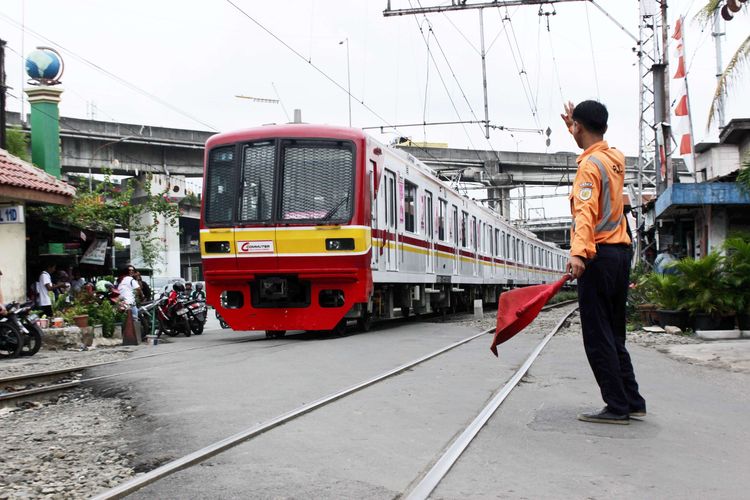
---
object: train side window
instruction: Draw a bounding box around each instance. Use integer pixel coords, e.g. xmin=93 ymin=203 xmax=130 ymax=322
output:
xmin=205 ymin=146 xmax=236 ymax=224
xmin=461 ymin=211 xmax=468 ymax=248
xmin=488 ymin=225 xmax=493 ymax=256
xmin=471 ymin=217 xmax=477 ymax=251
xmin=495 ymin=229 xmax=500 ymax=257
xmin=438 ymin=199 xmax=447 ymax=241
xmin=404 ymin=181 xmax=417 ymax=233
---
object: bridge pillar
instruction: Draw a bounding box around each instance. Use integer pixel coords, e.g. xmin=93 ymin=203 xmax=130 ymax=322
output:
xmin=483 ymin=160 xmax=512 ymax=219
xmin=129 ymin=173 xmax=185 ymax=277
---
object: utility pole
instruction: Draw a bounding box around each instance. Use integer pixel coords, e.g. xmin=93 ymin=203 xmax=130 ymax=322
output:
xmin=712 ymin=11 xmax=726 ymax=129
xmin=0 ymin=39 xmax=6 ymax=150
xmin=479 ymin=10 xmax=490 ymax=139
xmin=661 ymin=0 xmax=673 ymax=189
xmin=339 ymin=38 xmax=352 ymax=127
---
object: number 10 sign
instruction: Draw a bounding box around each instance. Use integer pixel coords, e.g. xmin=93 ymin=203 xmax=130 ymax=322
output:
xmin=0 ymin=205 xmax=25 ymax=224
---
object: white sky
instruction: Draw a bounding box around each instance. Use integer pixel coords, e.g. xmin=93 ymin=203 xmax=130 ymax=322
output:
xmin=1 ymin=0 xmax=748 ymax=218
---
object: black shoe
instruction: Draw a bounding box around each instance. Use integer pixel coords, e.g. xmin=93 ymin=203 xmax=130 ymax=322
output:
xmin=629 ymin=408 xmax=647 ymax=418
xmin=577 ymin=408 xmax=630 ymax=425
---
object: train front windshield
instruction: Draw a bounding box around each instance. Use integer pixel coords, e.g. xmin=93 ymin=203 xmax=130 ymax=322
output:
xmin=204 ymin=139 xmax=356 ymax=225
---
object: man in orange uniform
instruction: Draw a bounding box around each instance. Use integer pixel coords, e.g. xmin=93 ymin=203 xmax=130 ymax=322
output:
xmin=561 ymin=100 xmax=646 ymax=425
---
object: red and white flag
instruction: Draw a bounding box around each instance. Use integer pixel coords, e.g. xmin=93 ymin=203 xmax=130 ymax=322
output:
xmin=671 ymin=16 xmax=694 ymax=170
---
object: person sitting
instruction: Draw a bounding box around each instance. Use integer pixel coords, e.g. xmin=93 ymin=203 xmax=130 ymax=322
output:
xmin=653 ymin=245 xmax=677 ymax=275
xmin=192 ymin=282 xmax=206 ymax=301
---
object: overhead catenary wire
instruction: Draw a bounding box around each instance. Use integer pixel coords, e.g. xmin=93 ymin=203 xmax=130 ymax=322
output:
xmin=584 ymin=1 xmax=601 ymax=100
xmin=223 ymin=0 xmax=449 ymax=168
xmin=499 ymin=8 xmax=542 ymax=131
xmin=406 ymin=4 xmax=482 ymax=178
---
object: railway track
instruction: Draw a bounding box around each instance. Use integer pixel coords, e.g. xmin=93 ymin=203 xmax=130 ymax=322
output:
xmin=90 ymin=303 xmax=578 ymax=500
xmin=0 ymin=299 xmax=576 ymax=411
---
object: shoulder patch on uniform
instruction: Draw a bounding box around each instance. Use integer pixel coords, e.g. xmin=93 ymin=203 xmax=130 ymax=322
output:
xmin=578 ymin=187 xmax=593 ymax=201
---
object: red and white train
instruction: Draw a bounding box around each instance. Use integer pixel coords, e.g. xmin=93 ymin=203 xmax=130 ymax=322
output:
xmin=200 ymin=124 xmax=567 ymax=334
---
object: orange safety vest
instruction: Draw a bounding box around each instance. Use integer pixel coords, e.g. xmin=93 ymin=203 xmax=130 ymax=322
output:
xmin=569 ymin=140 xmax=631 ymax=260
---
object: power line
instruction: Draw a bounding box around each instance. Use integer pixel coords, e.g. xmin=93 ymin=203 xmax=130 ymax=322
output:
xmin=407 ymin=4 xmax=481 ymax=158
xmin=0 ymin=12 xmax=218 ymax=131
xmin=584 ymin=1 xmax=601 ymax=100
xmin=223 ymin=0 xmax=449 ymax=167
xmin=499 ymin=9 xmax=542 ymax=131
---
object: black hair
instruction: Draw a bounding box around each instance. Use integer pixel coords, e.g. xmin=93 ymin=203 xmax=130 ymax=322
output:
xmin=572 ymin=100 xmax=608 ymax=135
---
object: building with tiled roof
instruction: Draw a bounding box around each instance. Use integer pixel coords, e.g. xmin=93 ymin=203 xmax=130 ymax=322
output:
xmin=0 ymin=149 xmax=75 ymax=204
xmin=0 ymin=149 xmax=75 ymax=302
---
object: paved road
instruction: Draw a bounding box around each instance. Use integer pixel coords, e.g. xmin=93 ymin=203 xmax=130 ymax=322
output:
xmin=90 ymin=311 xmax=750 ymax=499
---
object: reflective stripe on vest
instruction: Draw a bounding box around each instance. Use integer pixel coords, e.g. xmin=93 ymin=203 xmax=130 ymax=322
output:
xmin=588 ymin=155 xmax=623 ymax=233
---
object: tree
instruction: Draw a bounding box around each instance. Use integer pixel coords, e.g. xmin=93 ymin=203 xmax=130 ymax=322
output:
xmin=31 ymin=171 xmax=182 ymax=270
xmin=5 ymin=127 xmax=30 ymax=162
xmin=696 ymin=2 xmax=750 ymax=128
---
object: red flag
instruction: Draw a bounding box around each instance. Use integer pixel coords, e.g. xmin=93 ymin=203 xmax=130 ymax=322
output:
xmin=673 ymin=56 xmax=686 ymax=79
xmin=675 ymin=95 xmax=688 ymax=116
xmin=490 ymin=274 xmax=570 ymax=356
xmin=672 ymin=17 xmax=682 ymax=40
xmin=679 ymin=134 xmax=692 ymax=155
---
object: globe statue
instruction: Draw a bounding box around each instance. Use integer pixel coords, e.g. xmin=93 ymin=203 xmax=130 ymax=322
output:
xmin=26 ymin=47 xmax=64 ymax=84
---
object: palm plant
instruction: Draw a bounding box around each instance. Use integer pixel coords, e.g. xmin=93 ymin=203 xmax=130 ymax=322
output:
xmin=723 ymin=235 xmax=750 ymax=313
xmin=696 ymin=2 xmax=750 ymax=128
xmin=671 ymin=253 xmax=733 ymax=316
xmin=650 ymin=273 xmax=685 ymax=311
xmin=737 ymin=153 xmax=750 ymax=193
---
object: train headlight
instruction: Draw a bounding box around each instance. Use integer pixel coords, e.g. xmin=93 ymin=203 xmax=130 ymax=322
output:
xmin=326 ymin=238 xmax=354 ymax=251
xmin=205 ymin=241 xmax=231 ymax=253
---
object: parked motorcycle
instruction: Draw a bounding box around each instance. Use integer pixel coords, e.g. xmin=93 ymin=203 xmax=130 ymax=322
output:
xmin=185 ymin=299 xmax=207 ymax=335
xmin=215 ymin=310 xmax=230 ymax=329
xmin=155 ymin=284 xmax=191 ymax=337
xmin=4 ymin=302 xmax=43 ymax=356
xmin=137 ymin=299 xmax=161 ymax=340
xmin=0 ymin=313 xmax=23 ymax=358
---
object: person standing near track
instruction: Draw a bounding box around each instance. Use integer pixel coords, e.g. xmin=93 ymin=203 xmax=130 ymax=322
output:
xmin=561 ymin=100 xmax=646 ymax=425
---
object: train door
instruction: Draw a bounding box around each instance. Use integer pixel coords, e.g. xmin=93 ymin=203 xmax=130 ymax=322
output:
xmin=452 ymin=206 xmax=459 ymax=275
xmin=425 ymin=191 xmax=434 ymax=274
xmin=385 ymin=170 xmax=398 ymax=272
xmin=370 ymin=161 xmax=378 ymax=270
xmin=472 ymin=216 xmax=479 ymax=276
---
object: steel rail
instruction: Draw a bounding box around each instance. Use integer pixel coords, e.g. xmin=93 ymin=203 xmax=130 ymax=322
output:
xmin=404 ymin=305 xmax=578 ymax=500
xmin=92 ymin=304 xmax=575 ymax=499
xmin=91 ymin=328 xmax=495 ymax=500
xmin=0 ymin=335 xmax=262 ymax=388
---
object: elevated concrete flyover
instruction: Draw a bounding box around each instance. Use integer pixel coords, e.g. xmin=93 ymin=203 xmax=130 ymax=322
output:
xmin=399 ymin=145 xmax=654 ymax=187
xmin=7 ymin=112 xmax=214 ymax=177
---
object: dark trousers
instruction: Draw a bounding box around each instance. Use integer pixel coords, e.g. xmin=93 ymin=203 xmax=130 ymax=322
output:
xmin=577 ymin=244 xmax=646 ymax=415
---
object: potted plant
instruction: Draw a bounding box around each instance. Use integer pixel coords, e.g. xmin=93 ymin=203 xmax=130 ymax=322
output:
xmin=724 ymin=236 xmax=750 ymax=330
xmin=672 ymin=253 xmax=734 ymax=330
xmin=62 ymin=303 xmax=90 ymax=329
xmin=651 ymin=273 xmax=689 ymax=329
xmin=630 ymin=272 xmax=660 ymax=326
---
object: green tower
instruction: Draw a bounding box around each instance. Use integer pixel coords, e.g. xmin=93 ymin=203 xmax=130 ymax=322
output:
xmin=25 ymin=86 xmax=64 ymax=178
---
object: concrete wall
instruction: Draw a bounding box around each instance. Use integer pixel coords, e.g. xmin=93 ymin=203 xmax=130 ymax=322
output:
xmin=708 ymin=207 xmax=728 ymax=254
xmin=0 ymin=199 xmax=27 ymax=302
xmin=699 ymin=145 xmax=741 ymax=180
xmin=129 ymin=174 xmax=183 ymax=277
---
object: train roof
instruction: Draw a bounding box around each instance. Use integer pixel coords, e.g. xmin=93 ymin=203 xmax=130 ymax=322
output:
xmin=206 ymin=123 xmax=367 ymax=149
xmin=205 ymin=123 xmax=561 ymax=250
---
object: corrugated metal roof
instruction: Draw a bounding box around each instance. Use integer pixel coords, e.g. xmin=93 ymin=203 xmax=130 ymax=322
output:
xmin=0 ymin=149 xmax=76 ymax=198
